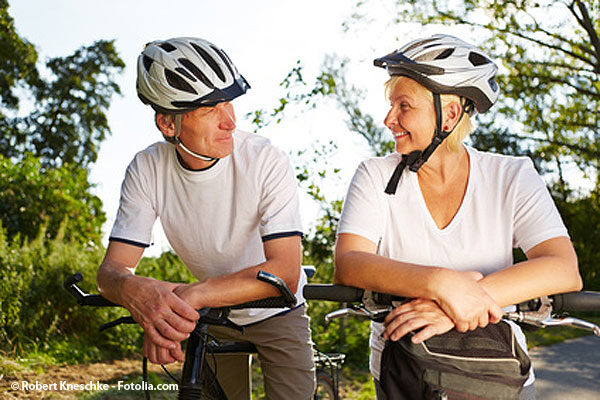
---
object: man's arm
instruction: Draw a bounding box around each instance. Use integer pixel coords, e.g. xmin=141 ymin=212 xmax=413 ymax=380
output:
xmin=174 ymin=235 xmax=302 ymax=310
xmin=97 ymin=241 xmax=199 ymax=352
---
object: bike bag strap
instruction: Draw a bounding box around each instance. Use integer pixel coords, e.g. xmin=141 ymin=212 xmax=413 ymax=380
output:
xmin=380 ymin=321 xmax=531 ymax=400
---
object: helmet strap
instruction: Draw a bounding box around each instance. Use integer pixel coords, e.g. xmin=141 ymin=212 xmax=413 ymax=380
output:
xmin=385 ymin=93 xmax=466 ymax=195
xmin=165 ymin=114 xmax=217 ymax=162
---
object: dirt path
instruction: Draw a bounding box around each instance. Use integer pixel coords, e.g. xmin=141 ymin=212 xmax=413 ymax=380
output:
xmin=1 ymin=358 xmax=178 ymax=399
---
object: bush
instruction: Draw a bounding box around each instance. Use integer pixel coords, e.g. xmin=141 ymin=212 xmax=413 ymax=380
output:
xmin=0 ymin=222 xmax=141 ymax=362
xmin=0 ymin=224 xmax=197 ymax=364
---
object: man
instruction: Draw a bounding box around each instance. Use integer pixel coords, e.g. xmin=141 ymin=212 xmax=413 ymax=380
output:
xmin=97 ymin=37 xmax=315 ymax=399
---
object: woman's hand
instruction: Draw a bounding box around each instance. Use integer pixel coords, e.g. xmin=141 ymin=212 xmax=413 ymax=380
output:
xmin=432 ymin=270 xmax=502 ymax=332
xmin=383 ymin=298 xmax=454 ymax=343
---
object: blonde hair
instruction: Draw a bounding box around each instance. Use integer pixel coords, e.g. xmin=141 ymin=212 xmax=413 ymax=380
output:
xmin=385 ymin=76 xmax=475 ymax=152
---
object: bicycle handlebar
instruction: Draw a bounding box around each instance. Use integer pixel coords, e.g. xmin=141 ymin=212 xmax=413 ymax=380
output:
xmin=64 ymin=271 xmax=297 ymax=311
xmin=551 ymin=291 xmax=600 ymax=312
xmin=302 ymin=284 xmax=365 ymax=303
xmin=303 ymin=284 xmax=600 ymax=313
xmin=63 ymin=272 xmax=118 ymax=307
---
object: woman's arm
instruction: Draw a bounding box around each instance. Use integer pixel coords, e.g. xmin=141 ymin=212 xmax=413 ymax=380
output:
xmin=380 ymin=236 xmax=581 ymax=343
xmin=479 ymin=236 xmax=582 ymax=307
xmin=334 ymin=233 xmax=502 ymax=332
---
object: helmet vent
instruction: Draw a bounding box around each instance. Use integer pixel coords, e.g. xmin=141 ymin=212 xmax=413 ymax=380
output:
xmin=164 ymin=69 xmax=197 ymax=95
xmin=211 ymin=46 xmax=236 ymax=78
xmin=434 ymin=48 xmax=454 ymax=60
xmin=488 ymin=77 xmax=498 ymax=92
xmin=159 ymin=42 xmax=177 ymax=52
xmin=404 ymin=38 xmax=438 ymax=53
xmin=179 ymin=58 xmax=215 ymax=89
xmin=190 ymin=43 xmax=226 ymax=82
xmin=142 ymin=55 xmax=154 ymax=72
xmin=175 ymin=66 xmax=197 ymax=82
xmin=468 ymin=52 xmax=491 ymax=66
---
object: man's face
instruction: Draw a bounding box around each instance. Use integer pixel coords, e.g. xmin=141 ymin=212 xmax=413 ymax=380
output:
xmin=178 ymin=101 xmax=236 ymax=159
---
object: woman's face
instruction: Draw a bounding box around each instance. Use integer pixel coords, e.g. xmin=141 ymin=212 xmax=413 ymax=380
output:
xmin=384 ymin=77 xmax=436 ymax=154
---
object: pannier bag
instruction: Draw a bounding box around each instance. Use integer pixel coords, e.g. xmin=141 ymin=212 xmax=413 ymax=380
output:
xmin=380 ymin=321 xmax=531 ymax=400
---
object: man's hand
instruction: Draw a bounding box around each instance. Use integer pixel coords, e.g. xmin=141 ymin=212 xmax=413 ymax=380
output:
xmin=121 ymin=275 xmax=199 ymax=350
xmin=143 ymin=332 xmax=186 ymax=365
xmin=432 ymin=270 xmax=502 ymax=332
xmin=384 ymin=298 xmax=454 ymax=343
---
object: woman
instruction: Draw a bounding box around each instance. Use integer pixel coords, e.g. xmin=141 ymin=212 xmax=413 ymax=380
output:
xmin=334 ymin=34 xmax=582 ymax=399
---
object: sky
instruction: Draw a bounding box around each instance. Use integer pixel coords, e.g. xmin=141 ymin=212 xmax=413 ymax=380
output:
xmin=7 ymin=0 xmax=478 ymax=256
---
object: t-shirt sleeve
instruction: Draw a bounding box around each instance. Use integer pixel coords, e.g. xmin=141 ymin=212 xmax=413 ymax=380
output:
xmin=513 ymin=158 xmax=569 ymax=253
xmin=109 ymin=156 xmax=157 ymax=247
xmin=337 ymin=161 xmax=385 ymax=245
xmin=257 ymin=149 xmax=303 ymax=241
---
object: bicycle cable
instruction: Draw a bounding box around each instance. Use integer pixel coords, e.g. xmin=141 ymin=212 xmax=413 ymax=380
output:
xmin=142 ymin=357 xmax=150 ymax=400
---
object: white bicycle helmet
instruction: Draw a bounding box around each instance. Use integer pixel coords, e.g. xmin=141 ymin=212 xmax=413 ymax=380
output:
xmin=375 ymin=34 xmax=500 ymax=195
xmin=137 ymin=37 xmax=250 ymax=114
xmin=374 ymin=34 xmax=498 ymax=114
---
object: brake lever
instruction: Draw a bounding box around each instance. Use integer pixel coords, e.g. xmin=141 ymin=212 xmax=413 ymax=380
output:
xmin=324 ymin=305 xmax=389 ymax=323
xmin=505 ymin=296 xmax=600 ymax=336
xmin=538 ymin=316 xmax=600 ymax=336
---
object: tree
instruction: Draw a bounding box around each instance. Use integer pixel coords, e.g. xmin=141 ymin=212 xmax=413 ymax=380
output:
xmin=0 ymin=0 xmax=125 ymax=168
xmin=0 ymin=153 xmax=105 ymax=244
xmin=348 ymin=0 xmax=600 ymax=193
xmin=0 ymin=2 xmax=124 ymax=243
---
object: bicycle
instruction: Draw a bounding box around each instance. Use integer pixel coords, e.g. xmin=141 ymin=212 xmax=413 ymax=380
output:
xmin=302 ymin=284 xmax=600 ymax=398
xmin=64 ymin=270 xmax=343 ymax=399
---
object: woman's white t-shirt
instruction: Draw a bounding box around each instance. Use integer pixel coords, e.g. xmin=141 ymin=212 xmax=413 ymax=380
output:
xmin=110 ymin=130 xmax=306 ymax=325
xmin=337 ymin=145 xmax=568 ymax=382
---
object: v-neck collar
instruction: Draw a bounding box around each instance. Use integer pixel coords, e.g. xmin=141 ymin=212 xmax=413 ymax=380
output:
xmin=410 ymin=146 xmax=474 ymax=234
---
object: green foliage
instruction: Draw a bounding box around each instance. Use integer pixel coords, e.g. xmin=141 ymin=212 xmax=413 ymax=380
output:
xmin=0 ymin=0 xmax=38 ymax=110
xmin=0 ymin=222 xmax=138 ymax=363
xmin=0 ymin=153 xmax=105 ymax=244
xmin=0 ymin=3 xmax=122 ymax=245
xmin=248 ymin=56 xmax=394 ymax=156
xmin=137 ymin=250 xmax=196 ymax=283
xmin=555 ymin=189 xmax=600 ymax=290
xmin=0 ymin=222 xmax=194 ymax=367
xmin=0 ymin=1 xmax=125 ymax=168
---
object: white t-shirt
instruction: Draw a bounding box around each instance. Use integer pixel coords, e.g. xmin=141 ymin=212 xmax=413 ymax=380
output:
xmin=338 ymin=145 xmax=568 ymax=382
xmin=110 ymin=130 xmax=306 ymax=325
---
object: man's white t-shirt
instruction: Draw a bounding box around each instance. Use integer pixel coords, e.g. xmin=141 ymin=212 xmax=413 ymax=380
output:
xmin=338 ymin=145 xmax=568 ymax=383
xmin=110 ymin=130 xmax=306 ymax=325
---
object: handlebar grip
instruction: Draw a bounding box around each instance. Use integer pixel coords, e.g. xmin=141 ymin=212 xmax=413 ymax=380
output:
xmin=83 ymin=294 xmax=119 ymax=307
xmin=552 ymin=291 xmax=600 ymax=312
xmin=64 ymin=272 xmax=118 ymax=307
xmin=303 ymin=284 xmax=364 ymax=303
xmin=230 ymin=296 xmax=295 ymax=310
xmin=256 ymin=271 xmax=296 ymax=306
xmin=63 ymin=272 xmax=84 ymax=289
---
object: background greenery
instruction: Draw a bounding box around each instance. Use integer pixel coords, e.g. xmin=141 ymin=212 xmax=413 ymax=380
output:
xmin=0 ymin=1 xmax=598 ymax=397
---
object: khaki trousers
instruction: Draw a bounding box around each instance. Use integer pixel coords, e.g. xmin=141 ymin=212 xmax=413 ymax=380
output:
xmin=207 ymin=304 xmax=315 ymax=400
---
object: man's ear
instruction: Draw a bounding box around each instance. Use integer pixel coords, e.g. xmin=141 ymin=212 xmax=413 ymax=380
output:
xmin=156 ymin=113 xmax=175 ymax=137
